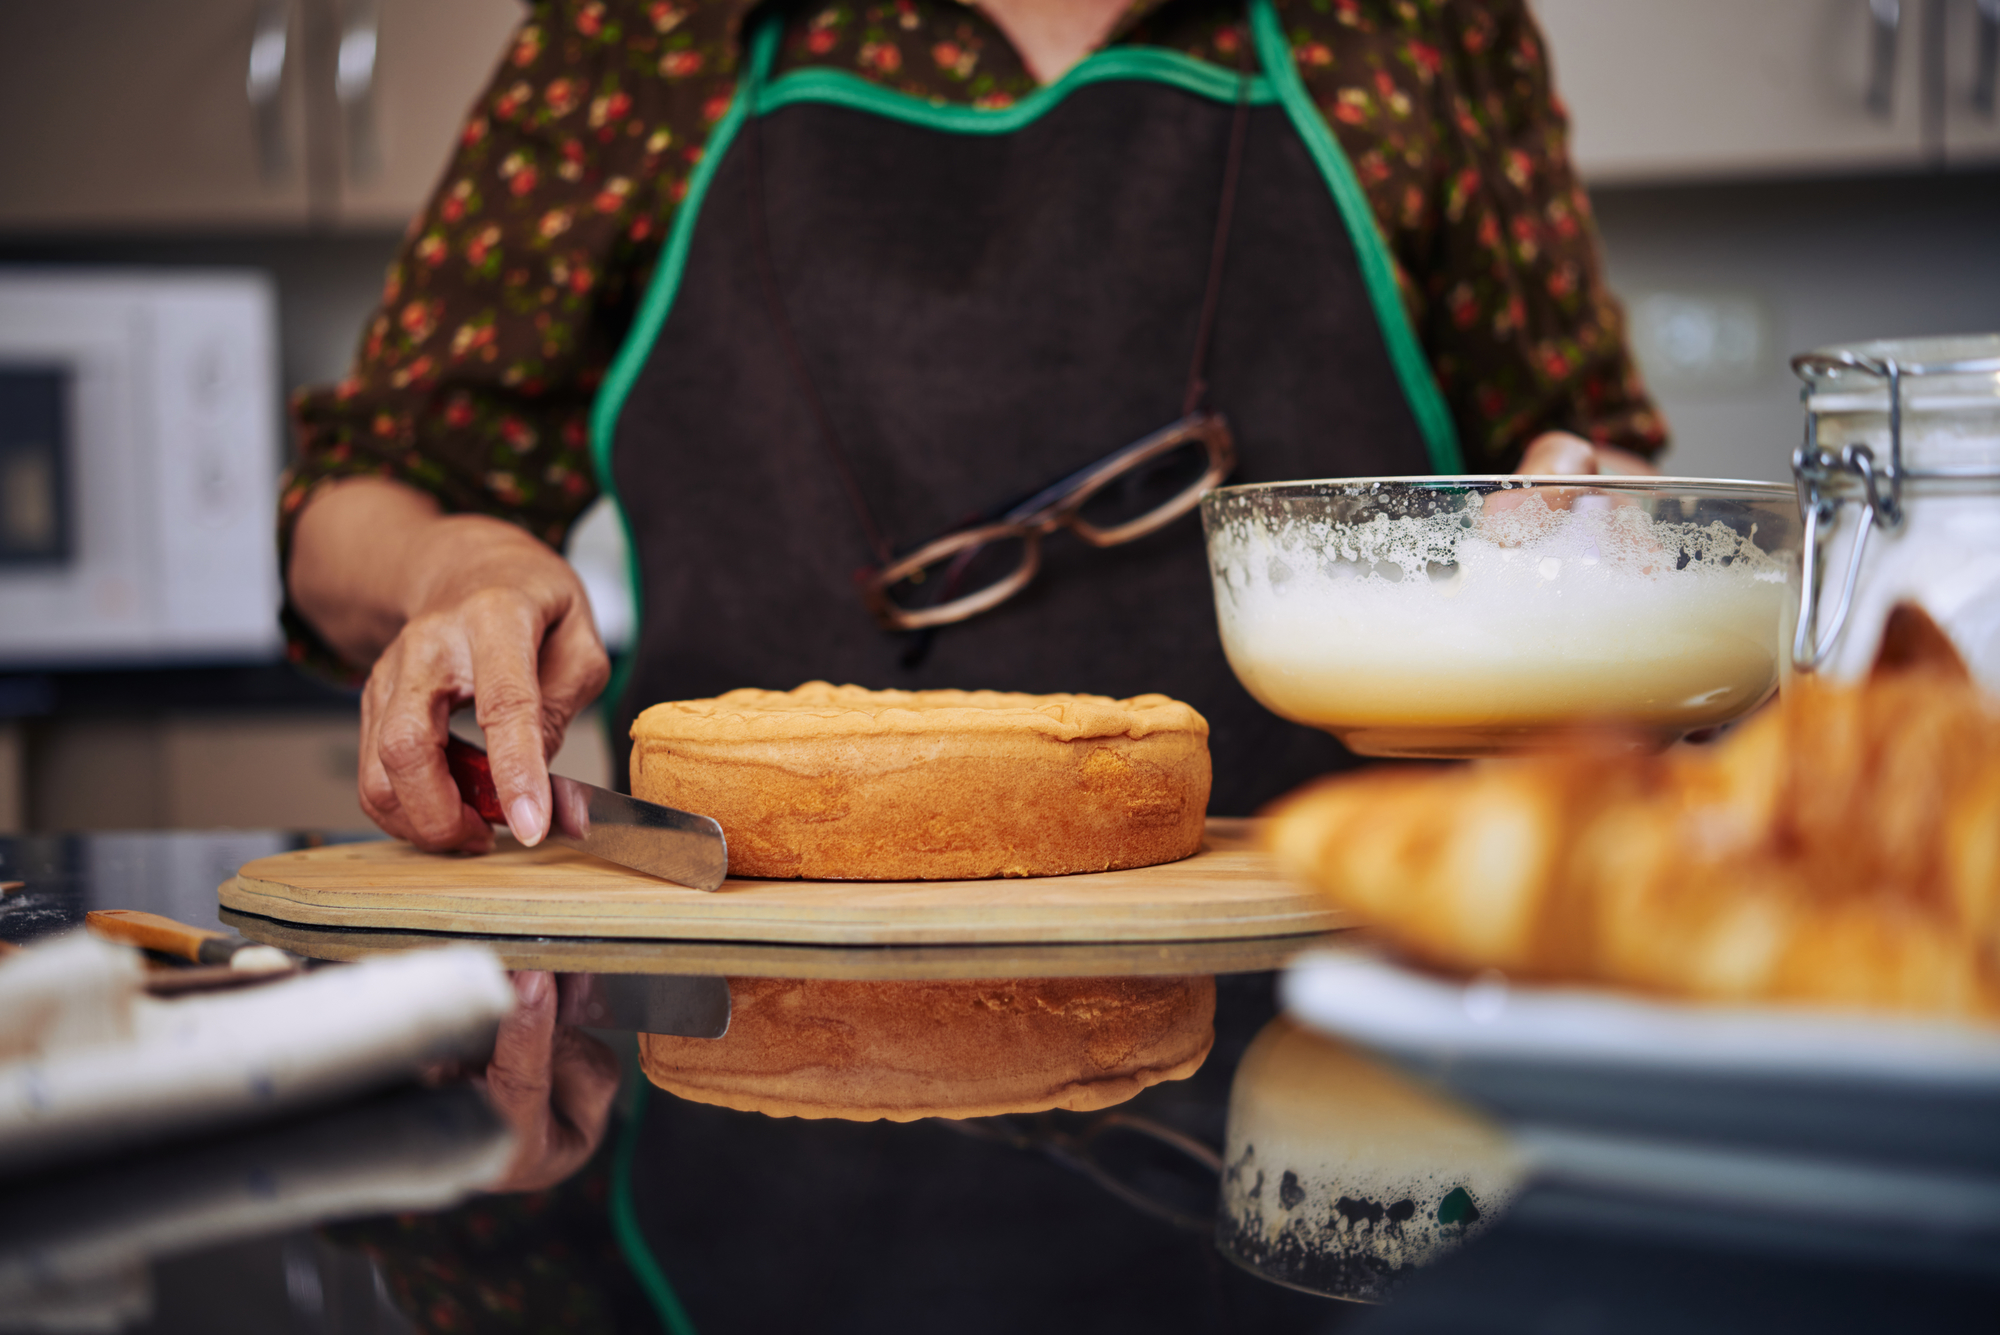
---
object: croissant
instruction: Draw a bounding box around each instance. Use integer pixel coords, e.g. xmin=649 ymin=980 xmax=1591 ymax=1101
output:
xmin=1266 ymin=606 xmax=2000 ymax=1019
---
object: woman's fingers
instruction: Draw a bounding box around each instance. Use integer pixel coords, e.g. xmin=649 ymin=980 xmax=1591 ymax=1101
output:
xmin=481 ymin=970 xmax=620 ymax=1194
xmin=357 ymin=587 xmax=599 ymax=852
xmin=475 ymin=593 xmax=610 ymax=849
xmin=1517 ymin=431 xmax=1601 ymax=476
xmin=461 ymin=590 xmax=557 ymax=847
xmin=548 ymin=1022 xmax=620 ymax=1158
xmin=357 ymin=641 xmax=494 ymax=851
xmin=484 ymin=970 xmax=560 ymax=1188
xmin=372 ymin=626 xmax=497 ymax=850
xmin=538 ymin=604 xmax=612 ymax=758
xmin=340 ymin=513 xmax=607 ymax=851
xmin=1516 ymin=432 xmax=1661 ymax=478
xmin=1591 ymin=442 xmax=1662 ymax=477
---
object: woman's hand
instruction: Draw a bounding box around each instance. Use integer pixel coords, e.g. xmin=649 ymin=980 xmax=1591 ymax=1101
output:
xmin=477 ymin=971 xmax=622 ymax=1194
xmin=290 ymin=477 xmax=610 ymax=851
xmin=1516 ymin=431 xmax=1660 ymax=477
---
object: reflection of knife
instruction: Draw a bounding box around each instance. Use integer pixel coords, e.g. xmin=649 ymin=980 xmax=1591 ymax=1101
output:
xmin=443 ymin=736 xmax=729 ymax=892
xmin=556 ymin=973 xmax=730 ymax=1038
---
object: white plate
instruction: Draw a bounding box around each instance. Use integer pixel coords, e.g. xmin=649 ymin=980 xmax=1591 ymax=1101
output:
xmin=1281 ymin=950 xmax=2000 ymax=1260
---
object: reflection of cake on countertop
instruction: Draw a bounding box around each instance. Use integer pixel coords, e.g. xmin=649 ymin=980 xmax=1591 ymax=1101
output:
xmin=630 ymin=682 xmax=1210 ymax=880
xmin=640 ymin=976 xmax=1215 ymax=1121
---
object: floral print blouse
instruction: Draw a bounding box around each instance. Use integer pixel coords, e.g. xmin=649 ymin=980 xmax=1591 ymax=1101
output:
xmin=282 ymin=0 xmax=1665 ymax=671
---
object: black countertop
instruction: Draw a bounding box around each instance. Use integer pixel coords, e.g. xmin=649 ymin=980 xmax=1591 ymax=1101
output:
xmin=2 ymin=832 xmax=1994 ymax=1335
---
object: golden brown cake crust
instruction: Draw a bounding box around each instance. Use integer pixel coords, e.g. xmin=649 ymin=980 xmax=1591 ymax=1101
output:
xmin=639 ymin=975 xmax=1216 ymax=1121
xmin=630 ymin=682 xmax=1211 ymax=880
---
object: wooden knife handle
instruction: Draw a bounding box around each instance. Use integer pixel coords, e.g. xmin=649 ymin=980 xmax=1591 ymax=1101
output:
xmin=86 ymin=909 xmax=230 ymax=964
xmin=443 ymin=734 xmax=507 ymax=824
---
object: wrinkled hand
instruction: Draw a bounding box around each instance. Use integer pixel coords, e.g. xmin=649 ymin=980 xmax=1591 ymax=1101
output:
xmin=1485 ymin=432 xmax=1664 ymax=526
xmin=1515 ymin=431 xmax=1660 ymax=477
xmin=475 ymin=971 xmax=621 ymax=1194
xmin=358 ymin=514 xmax=609 ymax=853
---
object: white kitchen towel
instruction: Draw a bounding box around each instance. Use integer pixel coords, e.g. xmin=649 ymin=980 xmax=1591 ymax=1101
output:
xmin=0 ymin=932 xmax=144 ymax=1063
xmin=0 ymin=1085 xmax=513 ymax=1321
xmin=0 ymin=935 xmax=514 ymax=1174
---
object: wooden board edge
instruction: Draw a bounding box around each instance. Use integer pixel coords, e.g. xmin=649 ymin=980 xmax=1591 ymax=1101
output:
xmin=220 ymin=875 xmax=1349 ymax=945
xmin=231 ymin=822 xmax=1276 ymax=908
xmin=220 ymin=908 xmax=1350 ymax=980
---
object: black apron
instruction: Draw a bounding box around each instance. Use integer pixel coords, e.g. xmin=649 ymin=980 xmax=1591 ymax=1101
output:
xmin=591 ymin=0 xmax=1461 ymax=815
xmin=576 ymin=7 xmax=1465 ymax=1327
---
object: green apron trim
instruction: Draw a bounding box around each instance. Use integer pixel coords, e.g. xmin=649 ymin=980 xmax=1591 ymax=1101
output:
xmin=1246 ymin=0 xmax=1462 ymax=473
xmin=589 ymin=2 xmax=1465 ymax=717
xmin=756 ymin=46 xmax=1276 ymax=130
xmin=589 ymin=18 xmax=781 ymax=720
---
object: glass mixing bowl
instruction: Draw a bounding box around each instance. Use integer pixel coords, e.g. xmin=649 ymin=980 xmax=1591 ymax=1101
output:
xmin=1201 ymin=476 xmax=1803 ymax=758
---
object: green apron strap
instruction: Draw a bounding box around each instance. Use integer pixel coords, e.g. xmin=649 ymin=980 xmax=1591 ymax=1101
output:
xmin=592 ymin=4 xmax=1463 ymax=720
xmin=1247 ymin=0 xmax=1464 ymax=473
xmin=754 ymin=46 xmax=1276 ymax=129
xmin=590 ymin=17 xmax=780 ymax=720
xmin=593 ymin=18 xmax=777 ymax=480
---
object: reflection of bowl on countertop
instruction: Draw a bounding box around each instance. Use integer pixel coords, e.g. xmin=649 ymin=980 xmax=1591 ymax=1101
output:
xmin=1281 ymin=950 xmax=2000 ymax=1270
xmin=1217 ymin=1015 xmax=1524 ymax=1302
xmin=1201 ymin=476 xmax=1802 ymax=757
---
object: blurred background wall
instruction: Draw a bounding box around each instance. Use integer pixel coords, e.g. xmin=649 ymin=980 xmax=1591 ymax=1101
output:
xmin=0 ymin=0 xmax=1995 ymax=831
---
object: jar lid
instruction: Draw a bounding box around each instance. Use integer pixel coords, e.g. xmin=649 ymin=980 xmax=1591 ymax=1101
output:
xmin=1795 ymin=333 xmax=2000 ymax=413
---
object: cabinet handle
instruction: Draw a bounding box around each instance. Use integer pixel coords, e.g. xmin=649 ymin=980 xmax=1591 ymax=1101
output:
xmin=338 ymin=0 xmax=382 ymax=183
xmin=1977 ymin=0 xmax=1999 ymax=115
xmin=246 ymin=0 xmax=294 ymax=182
xmin=1867 ymin=0 xmax=1902 ymax=118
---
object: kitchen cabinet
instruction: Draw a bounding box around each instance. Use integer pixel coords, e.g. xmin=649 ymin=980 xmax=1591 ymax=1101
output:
xmin=18 ymin=709 xmax=611 ymax=832
xmin=327 ymin=0 xmax=527 ymax=227
xmin=1532 ymin=0 xmax=1923 ymax=182
xmin=1532 ymin=0 xmax=1999 ymax=182
xmin=1939 ymin=0 xmax=2000 ymax=163
xmin=0 ymin=0 xmax=520 ymax=234
xmin=0 ymin=0 xmax=314 ymax=230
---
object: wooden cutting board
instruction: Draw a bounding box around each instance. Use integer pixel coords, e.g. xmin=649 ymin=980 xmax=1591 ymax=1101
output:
xmin=219 ymin=912 xmax=1344 ymax=980
xmin=222 ymin=818 xmax=1345 ymax=948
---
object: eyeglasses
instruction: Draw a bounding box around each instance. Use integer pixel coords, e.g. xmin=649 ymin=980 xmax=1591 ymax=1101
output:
xmin=858 ymin=411 xmax=1237 ymax=631
xmin=942 ymin=1107 xmax=1225 ymax=1234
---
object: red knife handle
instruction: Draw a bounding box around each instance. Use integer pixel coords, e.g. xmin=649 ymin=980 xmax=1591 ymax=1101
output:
xmin=443 ymin=735 xmax=508 ymax=824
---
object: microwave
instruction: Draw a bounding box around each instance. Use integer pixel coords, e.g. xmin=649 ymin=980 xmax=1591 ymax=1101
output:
xmin=0 ymin=270 xmax=282 ymax=666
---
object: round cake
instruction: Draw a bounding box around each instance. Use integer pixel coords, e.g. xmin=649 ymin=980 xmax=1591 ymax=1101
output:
xmin=629 ymin=682 xmax=1211 ymax=880
xmin=639 ymin=975 xmax=1216 ymax=1121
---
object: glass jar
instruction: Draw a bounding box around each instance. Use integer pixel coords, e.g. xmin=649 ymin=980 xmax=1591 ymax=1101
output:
xmin=1791 ymin=333 xmax=2000 ymax=691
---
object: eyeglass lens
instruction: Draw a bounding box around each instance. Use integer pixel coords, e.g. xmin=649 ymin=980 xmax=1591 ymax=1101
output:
xmin=1074 ymin=435 xmax=1218 ymax=532
xmin=877 ymin=531 xmax=1034 ymax=616
xmin=881 ymin=435 xmax=1216 ymax=615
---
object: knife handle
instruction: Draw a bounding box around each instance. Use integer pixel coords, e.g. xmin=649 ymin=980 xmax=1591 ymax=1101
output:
xmin=87 ymin=909 xmax=230 ymax=964
xmin=444 ymin=734 xmax=508 ymax=824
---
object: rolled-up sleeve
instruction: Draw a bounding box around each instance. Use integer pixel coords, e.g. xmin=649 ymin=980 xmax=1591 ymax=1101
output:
xmin=279 ymin=0 xmax=748 ymax=674
xmin=1284 ymin=0 xmax=1666 ymax=468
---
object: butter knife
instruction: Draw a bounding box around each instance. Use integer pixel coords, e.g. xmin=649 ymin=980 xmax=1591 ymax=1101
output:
xmin=443 ymin=736 xmax=729 ymax=891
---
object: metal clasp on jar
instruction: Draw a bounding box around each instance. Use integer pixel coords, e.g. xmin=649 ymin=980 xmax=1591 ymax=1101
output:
xmin=1790 ymin=347 xmax=2000 ymax=671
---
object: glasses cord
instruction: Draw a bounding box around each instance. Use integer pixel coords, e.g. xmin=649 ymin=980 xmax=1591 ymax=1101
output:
xmin=742 ymin=103 xmax=895 ymax=568
xmin=1185 ymin=26 xmax=1254 ymax=418
xmin=745 ymin=17 xmax=1258 ymax=579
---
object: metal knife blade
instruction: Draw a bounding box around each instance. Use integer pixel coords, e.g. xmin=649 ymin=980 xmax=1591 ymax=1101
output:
xmin=556 ymin=972 xmax=731 ymax=1038
xmin=444 ymin=736 xmax=730 ymax=891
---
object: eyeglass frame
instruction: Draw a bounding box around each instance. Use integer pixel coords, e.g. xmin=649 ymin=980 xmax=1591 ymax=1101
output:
xmin=856 ymin=410 xmax=1239 ymax=632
